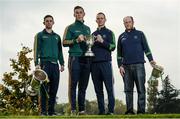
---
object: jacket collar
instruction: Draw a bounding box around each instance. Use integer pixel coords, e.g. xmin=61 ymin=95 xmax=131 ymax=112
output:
xmin=125 ymin=27 xmax=136 ymax=33
xmin=97 ymin=26 xmax=106 ymax=31
xmin=43 ymin=29 xmax=55 ymax=35
xmin=75 ymin=20 xmax=84 ymax=25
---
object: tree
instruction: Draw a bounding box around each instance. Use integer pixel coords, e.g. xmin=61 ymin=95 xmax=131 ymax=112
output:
xmin=155 ymin=75 xmax=180 ymax=113
xmin=147 ymin=79 xmax=159 ymax=113
xmin=0 ymin=46 xmax=38 ymax=115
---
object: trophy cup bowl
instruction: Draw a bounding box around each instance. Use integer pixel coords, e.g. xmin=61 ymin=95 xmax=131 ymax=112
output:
xmin=85 ymin=35 xmax=95 ymax=57
xmin=25 ymin=69 xmax=49 ymax=96
xmin=151 ymin=64 xmax=164 ymax=78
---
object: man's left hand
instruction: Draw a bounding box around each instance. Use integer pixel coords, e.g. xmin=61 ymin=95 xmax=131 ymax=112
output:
xmin=60 ymin=65 xmax=64 ymax=72
xmin=150 ymin=60 xmax=156 ymax=67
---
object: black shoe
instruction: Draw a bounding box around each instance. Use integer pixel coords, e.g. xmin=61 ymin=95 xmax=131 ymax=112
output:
xmin=137 ymin=111 xmax=145 ymax=114
xmin=48 ymin=112 xmax=58 ymax=116
xmin=125 ymin=111 xmax=135 ymax=115
xmin=106 ymin=112 xmax=114 ymax=115
xmin=78 ymin=111 xmax=86 ymax=115
xmin=98 ymin=112 xmax=105 ymax=115
xmin=40 ymin=112 xmax=47 ymax=116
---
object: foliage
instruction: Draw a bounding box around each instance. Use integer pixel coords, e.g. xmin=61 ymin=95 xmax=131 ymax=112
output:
xmin=54 ymin=99 xmax=126 ymax=115
xmin=147 ymin=79 xmax=159 ymax=113
xmin=155 ymin=75 xmax=180 ymax=113
xmin=0 ymin=46 xmax=38 ymax=115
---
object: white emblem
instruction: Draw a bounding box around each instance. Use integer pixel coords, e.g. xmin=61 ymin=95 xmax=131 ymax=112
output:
xmin=42 ymin=36 xmax=48 ymax=38
xmin=102 ymin=35 xmax=106 ymax=38
xmin=75 ymin=30 xmax=81 ymax=33
xmin=134 ymin=35 xmax=138 ymax=39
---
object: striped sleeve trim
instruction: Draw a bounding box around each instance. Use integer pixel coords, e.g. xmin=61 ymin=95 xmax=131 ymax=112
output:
xmin=109 ymin=31 xmax=116 ymax=50
xmin=145 ymin=52 xmax=152 ymax=56
xmin=33 ymin=34 xmax=38 ymax=64
xmin=63 ymin=25 xmax=74 ymax=45
xmin=63 ymin=26 xmax=69 ymax=41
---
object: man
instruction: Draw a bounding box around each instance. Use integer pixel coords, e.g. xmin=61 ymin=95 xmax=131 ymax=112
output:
xmin=63 ymin=6 xmax=91 ymax=115
xmin=117 ymin=16 xmax=156 ymax=114
xmin=91 ymin=12 xmax=115 ymax=115
xmin=34 ymin=15 xmax=64 ymax=116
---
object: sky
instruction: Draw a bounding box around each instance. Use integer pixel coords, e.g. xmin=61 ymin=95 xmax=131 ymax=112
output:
xmin=0 ymin=0 xmax=180 ymax=106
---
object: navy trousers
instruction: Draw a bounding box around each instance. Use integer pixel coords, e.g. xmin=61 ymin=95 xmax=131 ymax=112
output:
xmin=68 ymin=56 xmax=91 ymax=111
xmin=91 ymin=61 xmax=115 ymax=114
xmin=40 ymin=61 xmax=59 ymax=115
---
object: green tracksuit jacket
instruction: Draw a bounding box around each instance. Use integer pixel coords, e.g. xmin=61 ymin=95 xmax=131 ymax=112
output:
xmin=34 ymin=29 xmax=64 ymax=66
xmin=63 ymin=20 xmax=91 ymax=56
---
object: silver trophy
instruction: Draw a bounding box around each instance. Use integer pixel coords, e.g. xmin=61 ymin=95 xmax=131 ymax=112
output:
xmin=151 ymin=64 xmax=164 ymax=79
xmin=25 ymin=69 xmax=49 ymax=98
xmin=85 ymin=35 xmax=95 ymax=57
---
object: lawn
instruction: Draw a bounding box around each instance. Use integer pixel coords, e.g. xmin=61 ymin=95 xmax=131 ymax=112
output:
xmin=1 ymin=114 xmax=180 ymax=119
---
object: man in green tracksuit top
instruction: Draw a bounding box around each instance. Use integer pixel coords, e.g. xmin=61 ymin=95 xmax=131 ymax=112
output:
xmin=63 ymin=6 xmax=91 ymax=115
xmin=34 ymin=15 xmax=64 ymax=116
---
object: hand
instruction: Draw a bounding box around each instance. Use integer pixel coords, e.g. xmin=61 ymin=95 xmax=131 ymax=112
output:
xmin=96 ymin=34 xmax=104 ymax=43
xmin=119 ymin=66 xmax=125 ymax=77
xmin=35 ymin=65 xmax=41 ymax=69
xmin=150 ymin=60 xmax=156 ymax=68
xmin=77 ymin=34 xmax=85 ymax=42
xmin=60 ymin=65 xmax=64 ymax=72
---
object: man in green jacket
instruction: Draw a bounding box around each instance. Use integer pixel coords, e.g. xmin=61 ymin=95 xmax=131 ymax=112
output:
xmin=34 ymin=15 xmax=64 ymax=116
xmin=63 ymin=6 xmax=91 ymax=115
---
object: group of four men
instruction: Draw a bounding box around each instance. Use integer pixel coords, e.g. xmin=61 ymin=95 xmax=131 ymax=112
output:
xmin=34 ymin=6 xmax=156 ymax=116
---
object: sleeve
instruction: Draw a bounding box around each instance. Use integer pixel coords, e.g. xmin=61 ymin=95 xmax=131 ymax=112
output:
xmin=62 ymin=26 xmax=78 ymax=47
xmin=108 ymin=31 xmax=116 ymax=51
xmin=33 ymin=33 xmax=40 ymax=66
xmin=141 ymin=32 xmax=153 ymax=62
xmin=58 ymin=36 xmax=64 ymax=66
xmin=117 ymin=35 xmax=123 ymax=67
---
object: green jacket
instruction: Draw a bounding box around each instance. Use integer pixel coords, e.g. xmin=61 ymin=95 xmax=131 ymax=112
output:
xmin=34 ymin=29 xmax=64 ymax=66
xmin=63 ymin=20 xmax=91 ymax=56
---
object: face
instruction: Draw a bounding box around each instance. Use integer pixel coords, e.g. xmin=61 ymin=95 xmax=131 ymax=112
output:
xmin=123 ymin=17 xmax=134 ymax=30
xmin=74 ymin=8 xmax=85 ymax=21
xmin=43 ymin=17 xmax=54 ymax=29
xmin=96 ymin=14 xmax=106 ymax=27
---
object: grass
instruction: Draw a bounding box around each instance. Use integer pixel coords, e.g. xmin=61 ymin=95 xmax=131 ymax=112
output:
xmin=1 ymin=114 xmax=180 ymax=119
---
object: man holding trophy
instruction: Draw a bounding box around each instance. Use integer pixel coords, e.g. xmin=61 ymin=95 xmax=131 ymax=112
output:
xmin=33 ymin=15 xmax=64 ymax=116
xmin=117 ymin=16 xmax=156 ymax=114
xmin=91 ymin=12 xmax=116 ymax=115
xmin=63 ymin=6 xmax=91 ymax=115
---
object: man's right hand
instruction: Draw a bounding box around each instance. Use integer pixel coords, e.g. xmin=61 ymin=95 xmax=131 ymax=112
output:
xmin=119 ymin=66 xmax=125 ymax=77
xmin=77 ymin=34 xmax=84 ymax=42
xmin=35 ymin=65 xmax=41 ymax=69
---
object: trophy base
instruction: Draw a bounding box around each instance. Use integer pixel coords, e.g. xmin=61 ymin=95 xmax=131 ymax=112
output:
xmin=85 ymin=52 xmax=95 ymax=57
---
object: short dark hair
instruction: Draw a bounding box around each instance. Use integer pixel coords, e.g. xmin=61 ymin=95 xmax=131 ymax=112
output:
xmin=123 ymin=16 xmax=134 ymax=22
xmin=74 ymin=6 xmax=84 ymax=12
xmin=44 ymin=15 xmax=54 ymax=21
xmin=97 ymin=12 xmax=106 ymax=19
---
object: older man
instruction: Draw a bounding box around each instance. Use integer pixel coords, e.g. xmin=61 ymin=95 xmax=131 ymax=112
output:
xmin=117 ymin=16 xmax=156 ymax=114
